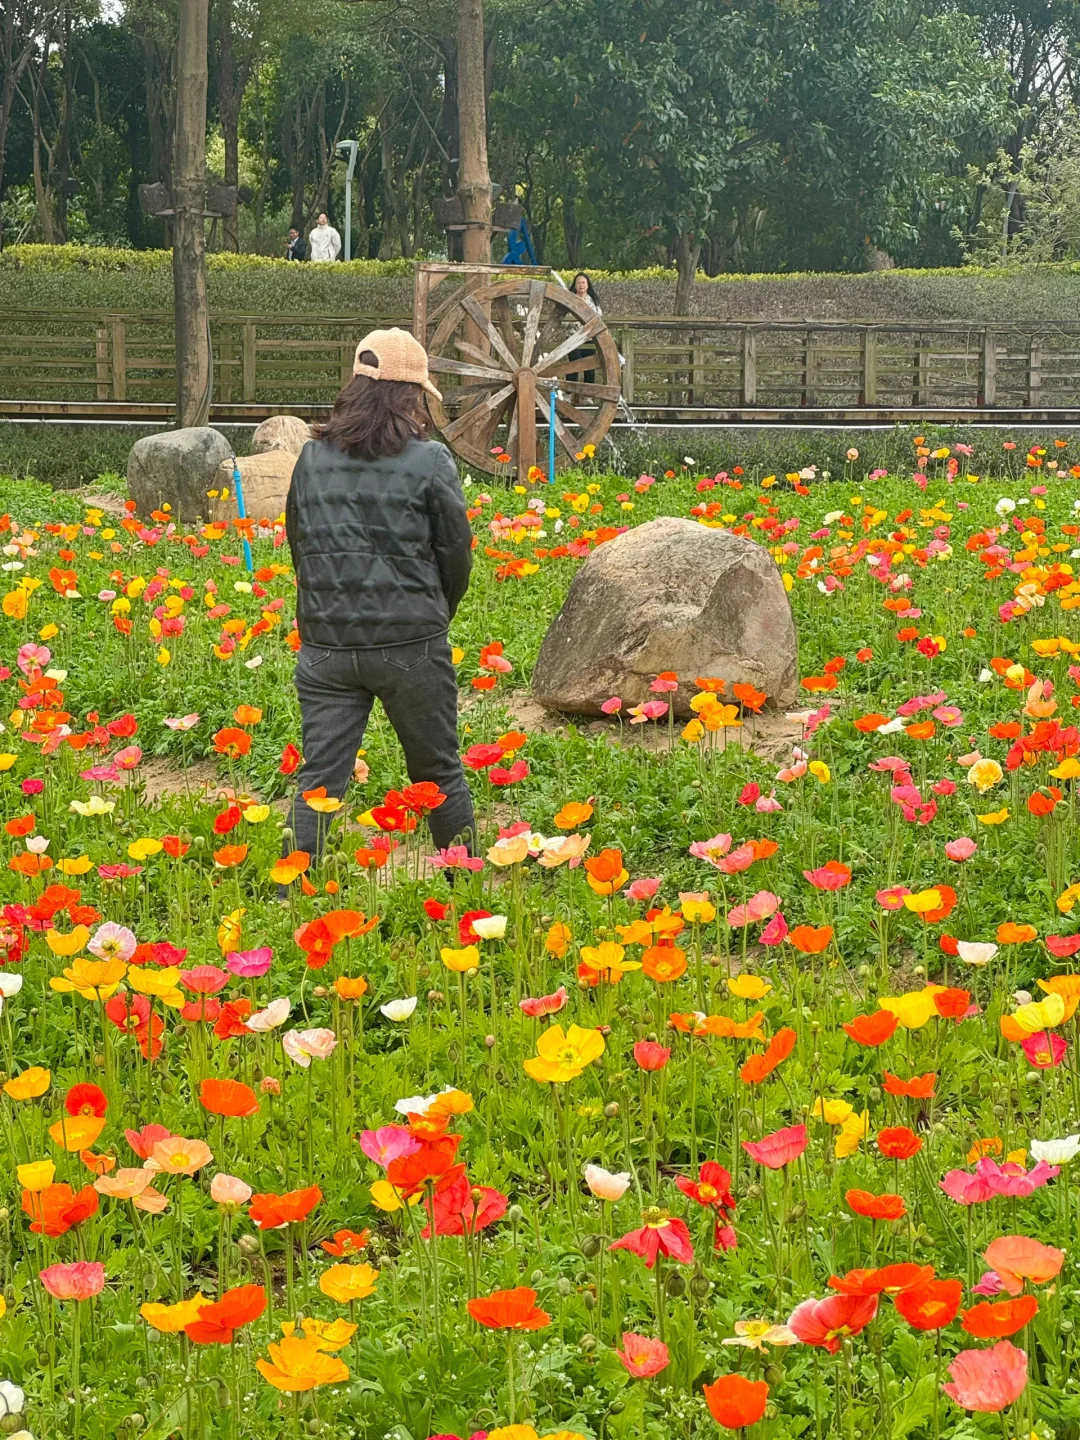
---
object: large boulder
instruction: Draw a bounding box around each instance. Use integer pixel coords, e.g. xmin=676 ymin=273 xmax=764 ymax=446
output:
xmin=127 ymin=427 xmax=233 ymax=522
xmin=532 ymin=516 xmax=797 ymax=716
xmin=210 ymin=416 xmax=311 ymax=524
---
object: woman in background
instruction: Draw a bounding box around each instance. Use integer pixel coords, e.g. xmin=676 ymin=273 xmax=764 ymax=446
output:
xmin=567 ymin=272 xmax=601 ymax=388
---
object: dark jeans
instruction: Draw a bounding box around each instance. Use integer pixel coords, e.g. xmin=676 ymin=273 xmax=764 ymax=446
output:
xmin=287 ymin=636 xmax=475 ymax=862
xmin=568 ymin=345 xmax=596 ymax=386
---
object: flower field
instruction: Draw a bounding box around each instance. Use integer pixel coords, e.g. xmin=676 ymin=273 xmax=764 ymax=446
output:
xmin=3 ymin=438 xmax=1080 ymax=1439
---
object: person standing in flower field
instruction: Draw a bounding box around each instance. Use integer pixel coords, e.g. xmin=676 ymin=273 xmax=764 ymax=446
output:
xmin=284 ymin=328 xmax=475 ymax=865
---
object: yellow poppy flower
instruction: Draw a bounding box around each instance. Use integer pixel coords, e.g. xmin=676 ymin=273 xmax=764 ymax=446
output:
xmin=126 ymin=966 xmax=185 ymax=1008
xmin=56 ymin=856 xmax=93 ymax=876
xmin=1037 ymin=974 xmax=1080 ymax=1020
xmin=318 ymin=1263 xmax=379 ymax=1304
xmin=49 ymin=956 xmax=126 ymax=1001
xmin=579 ymin=942 xmax=640 ymax=977
xmin=280 ymin=1317 xmax=357 ymax=1352
xmin=45 ymin=925 xmax=91 ymax=957
xmin=140 ymin=1294 xmax=212 ymax=1333
xmin=727 ymin=975 xmax=772 ymax=1001
xmin=4 ymin=1066 xmax=50 ymax=1100
xmin=812 ymin=1097 xmax=854 ymax=1126
xmin=902 ymin=889 xmax=943 ymax=915
xmin=1012 ymin=993 xmax=1066 ymax=1034
xmin=976 ymin=808 xmax=1010 ymax=825
xmin=879 ymin=985 xmax=944 ymax=1029
xmin=127 ymin=838 xmax=163 ymax=861
xmin=440 ymin=945 xmax=480 ymax=974
xmin=523 ymin=1024 xmax=605 ymax=1083
xmin=256 ymin=1335 xmax=350 ymax=1392
xmin=368 ymin=1180 xmax=421 ymax=1213
xmin=834 ymin=1109 xmax=870 ymax=1158
xmin=17 ymin=1159 xmax=55 ymax=1191
xmin=49 ymin=1114 xmax=107 ymax=1151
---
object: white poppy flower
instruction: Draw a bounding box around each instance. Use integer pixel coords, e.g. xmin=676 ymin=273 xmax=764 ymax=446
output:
xmin=380 ymin=997 xmax=417 ymax=1022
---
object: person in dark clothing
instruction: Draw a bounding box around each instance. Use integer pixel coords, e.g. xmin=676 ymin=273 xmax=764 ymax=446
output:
xmin=284 ymin=327 xmax=475 ymax=866
xmin=285 ymin=228 xmax=307 ymax=261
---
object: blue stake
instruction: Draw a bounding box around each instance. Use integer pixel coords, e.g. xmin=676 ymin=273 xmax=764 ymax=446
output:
xmin=548 ymin=385 xmax=556 ymax=483
xmin=231 ymin=457 xmax=254 ymax=574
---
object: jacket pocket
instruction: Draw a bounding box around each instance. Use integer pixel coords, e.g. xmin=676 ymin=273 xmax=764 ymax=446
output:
xmin=381 ymin=640 xmax=430 ymax=671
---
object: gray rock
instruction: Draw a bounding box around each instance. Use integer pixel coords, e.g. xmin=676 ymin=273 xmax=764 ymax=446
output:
xmin=127 ymin=427 xmax=233 ymax=522
xmin=532 ymin=516 xmax=797 ymax=717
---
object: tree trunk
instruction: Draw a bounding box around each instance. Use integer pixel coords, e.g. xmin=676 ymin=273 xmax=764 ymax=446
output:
xmin=173 ymin=0 xmax=212 ymax=429
xmin=54 ymin=9 xmax=76 ymax=244
xmin=216 ymin=0 xmax=239 ymax=250
xmin=673 ymin=231 xmax=701 ymax=315
xmin=29 ymin=46 xmax=55 ymax=245
xmin=0 ymin=7 xmax=44 ymax=223
xmin=456 ymin=0 xmax=490 ymax=263
xmin=562 ymin=176 xmax=583 ymax=266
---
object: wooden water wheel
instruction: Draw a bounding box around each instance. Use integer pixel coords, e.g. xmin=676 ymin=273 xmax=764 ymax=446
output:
xmin=421 ymin=272 xmax=621 ymax=477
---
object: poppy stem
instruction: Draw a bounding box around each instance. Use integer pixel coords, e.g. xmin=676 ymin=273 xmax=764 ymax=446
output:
xmin=653 ymin=1255 xmax=666 ymax=1343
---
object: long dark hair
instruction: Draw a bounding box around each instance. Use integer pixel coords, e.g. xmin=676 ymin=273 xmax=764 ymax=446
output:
xmin=315 ymin=356 xmax=427 ymax=460
xmin=572 ymin=272 xmax=600 ymax=308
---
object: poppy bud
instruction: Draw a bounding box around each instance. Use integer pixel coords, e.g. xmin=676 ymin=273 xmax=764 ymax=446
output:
xmin=582 ymin=1292 xmax=596 ymax=1311
xmin=609 ymin=1400 xmax=626 ymax=1415
xmin=418 ymin=964 xmax=430 ymax=979
xmin=485 ymin=1034 xmax=495 ymax=1048
xmin=604 ymin=1102 xmax=619 ymax=1118
xmin=127 ymin=1419 xmax=147 ymax=1432
xmin=746 ymin=1183 xmax=762 ymax=1199
xmin=580 ymin=1235 xmax=602 ymax=1259
xmin=665 ymin=1271 xmax=686 ymax=1297
xmin=912 ymin=964 xmax=925 ymax=977
xmin=312 ymin=986 xmax=326 ymax=998
xmin=160 ymin=1078 xmax=175 ymax=1095
xmin=530 ymin=1270 xmax=544 ymax=1284
xmin=579 ymin=1332 xmax=596 ymax=1349
xmin=689 ymin=1271 xmax=711 ymax=1299
xmin=556 ymin=1277 xmax=573 ymax=1296
xmin=708 ymin=954 xmax=722 ymax=968
xmin=857 ymin=964 xmax=871 ymax=978
xmin=992 ymin=1103 xmax=1006 ymax=1117
xmin=216 ymin=1383 xmax=232 ymax=1408
xmin=467 ymin=967 xmax=479 ymax=980
xmin=641 ymin=1009 xmax=653 ymax=1024
xmin=261 ymin=1076 xmax=281 ymax=1095
xmin=191 ymin=834 xmax=206 ymax=848
xmin=765 ymin=1366 xmax=784 ymax=1387
xmin=1062 ymin=1320 xmax=1074 ymax=1334
xmin=93 ymin=1053 xmax=105 ymax=1068
xmin=508 ymin=1205 xmax=523 ymax=1225
xmin=238 ymin=1234 xmax=260 ymax=1255
xmin=1025 ymin=1069 xmax=1042 ymax=1084
xmin=810 ymin=1020 xmax=821 ymax=1033
xmin=427 ymin=991 xmax=443 ymax=1003
xmin=36 ymin=1351 xmax=50 ymax=1368
xmin=868 ymin=1086 xmax=882 ymax=1103
xmin=786 ymin=1201 xmax=807 ymax=1224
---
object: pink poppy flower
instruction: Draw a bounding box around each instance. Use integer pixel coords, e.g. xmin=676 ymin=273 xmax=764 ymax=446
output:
xmin=1022 ymin=1030 xmax=1067 ymax=1068
xmin=876 ymin=885 xmax=912 ymax=911
xmin=688 ymin=834 xmax=732 ymax=865
xmin=940 ymin=1168 xmax=996 ymax=1206
xmin=628 ymin=701 xmax=668 ymax=724
xmin=788 ymin=1294 xmax=878 ymax=1351
xmin=359 ymin=1125 xmax=421 ymax=1169
xmin=600 ymin=697 xmax=623 ymax=714
xmin=726 ymin=891 xmax=781 ymax=928
xmin=756 ymin=790 xmax=783 ymax=813
xmin=759 ymin=911 xmax=789 ymax=946
xmin=126 ymin=1123 xmax=173 ymax=1159
xmin=180 ymin=965 xmax=229 ymax=994
xmin=945 ymin=838 xmax=977 ymax=862
xmin=742 ymin=1124 xmax=808 ymax=1170
xmin=717 ymin=843 xmax=756 ymax=875
xmin=40 ymin=1261 xmax=106 ymax=1301
xmin=226 ymin=947 xmax=273 ymax=978
xmin=803 ymin=861 xmax=851 ymax=891
xmin=282 ymin=1027 xmax=337 ymax=1066
xmin=519 ymin=986 xmax=568 ymax=1019
xmin=942 ymin=1340 xmax=1027 ymax=1412
xmin=430 ymin=845 xmax=484 ymax=871
xmin=625 ymin=877 xmax=662 ymax=902
xmin=932 ymin=777 xmax=958 ymax=796
xmin=615 ymin=1333 xmax=670 ymax=1378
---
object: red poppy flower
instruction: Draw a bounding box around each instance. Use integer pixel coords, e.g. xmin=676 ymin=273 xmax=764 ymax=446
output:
xmin=386 ymin=1136 xmax=462 ymax=1195
xmin=66 ymin=1083 xmax=107 ymax=1118
xmin=894 ymin=1279 xmax=963 ymax=1331
xmin=22 ymin=1182 xmax=99 ymax=1237
xmin=934 ymin=988 xmax=971 ymax=1020
xmin=803 ymin=860 xmax=851 ymax=890
xmin=609 ymin=1212 xmax=694 ymax=1269
xmin=843 ymin=1010 xmax=899 ymax=1046
xmin=185 ymin=1283 xmax=266 ymax=1344
xmin=846 ymin=1189 xmax=907 ymax=1221
xmin=740 ymin=1026 xmax=796 ymax=1084
xmin=961 ymin=1294 xmax=1039 ymax=1339
xmin=248 ymin=1185 xmax=322 ymax=1229
xmin=633 ymin=1040 xmax=672 ymax=1071
xmin=883 ymin=1071 xmax=936 ymax=1099
xmin=676 ymin=1162 xmax=736 ymax=1213
xmin=877 ymin=1126 xmax=922 ymax=1160
xmin=467 ymin=1287 xmax=550 ymax=1330
xmin=199 ymin=1078 xmax=260 ymax=1118
xmin=702 ymin=1374 xmax=769 ymax=1429
xmin=830 ymin=1263 xmax=934 ymax=1297
xmin=423 ymin=898 xmax=449 ymax=921
xmin=422 ymin=1171 xmax=508 ymax=1238
xmin=214 ymin=998 xmax=253 ymax=1040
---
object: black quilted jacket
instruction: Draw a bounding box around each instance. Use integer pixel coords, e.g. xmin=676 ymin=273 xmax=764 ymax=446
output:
xmin=285 ymin=436 xmax=473 ymax=649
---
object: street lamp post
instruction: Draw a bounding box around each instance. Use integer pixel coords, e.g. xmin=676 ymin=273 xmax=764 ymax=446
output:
xmin=336 ymin=139 xmax=359 ymax=261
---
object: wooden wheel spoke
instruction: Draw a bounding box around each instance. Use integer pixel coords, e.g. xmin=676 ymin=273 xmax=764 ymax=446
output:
xmin=554 ymin=395 xmax=591 ymax=428
xmin=428 ymin=354 xmax=511 ymax=384
xmin=519 ymin=279 xmax=547 ymax=369
xmin=459 ymin=295 xmax=522 ymax=372
xmin=441 ymin=382 xmax=515 ymax=444
xmin=534 ymin=314 xmax=605 ymax=374
xmin=558 ymin=379 xmax=621 ymax=401
xmin=453 ymin=337 xmax=516 ymax=375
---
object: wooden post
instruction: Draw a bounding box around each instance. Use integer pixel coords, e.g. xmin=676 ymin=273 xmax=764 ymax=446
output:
xmin=241 ymin=321 xmax=256 ymax=402
xmin=804 ymin=330 xmax=817 ymax=406
xmin=173 ymin=0 xmax=212 ymax=427
xmin=110 ymin=319 xmax=127 ymax=401
xmin=95 ymin=324 xmax=109 ymax=400
xmin=691 ymin=338 xmax=704 ymax=406
xmin=218 ymin=328 xmax=233 ymax=404
xmin=980 ymin=327 xmax=997 ymax=407
xmin=515 ymin=368 xmax=536 ymax=481
xmin=1028 ymin=335 xmax=1042 ymax=408
xmin=741 ymin=326 xmax=757 ymax=406
xmin=341 ymin=340 xmax=354 ymax=389
xmin=456 ymin=0 xmax=491 ymax=264
xmin=861 ymin=328 xmax=877 ymax=406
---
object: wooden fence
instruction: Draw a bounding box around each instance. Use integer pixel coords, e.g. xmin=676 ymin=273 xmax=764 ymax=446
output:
xmin=5 ymin=308 xmax=1080 ymax=419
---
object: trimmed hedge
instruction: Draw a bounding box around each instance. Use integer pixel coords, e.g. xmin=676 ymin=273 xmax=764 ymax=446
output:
xmin=7 ymin=245 xmax=1080 ymax=321
xmin=6 ymin=418 xmax=1080 ymax=491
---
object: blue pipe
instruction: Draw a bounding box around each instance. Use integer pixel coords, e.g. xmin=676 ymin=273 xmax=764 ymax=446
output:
xmin=231 ymin=458 xmax=254 ymax=573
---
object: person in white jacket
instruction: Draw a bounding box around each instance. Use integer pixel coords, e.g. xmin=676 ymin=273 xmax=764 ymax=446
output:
xmin=308 ymin=213 xmax=342 ymax=262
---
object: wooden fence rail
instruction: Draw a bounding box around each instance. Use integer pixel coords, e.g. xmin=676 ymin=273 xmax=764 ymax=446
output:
xmin=7 ymin=309 xmax=1080 ymax=418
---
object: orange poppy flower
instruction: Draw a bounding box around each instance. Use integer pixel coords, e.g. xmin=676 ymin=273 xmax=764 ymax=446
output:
xmin=321 ymin=1227 xmax=371 ymax=1257
xmin=894 ymin=1279 xmax=962 ymax=1331
xmin=641 ymin=945 xmax=687 ymax=982
xmin=583 ymin=848 xmax=628 ymax=895
xmin=748 ymin=837 xmax=779 ymax=861
xmin=801 ymin=675 xmax=838 ymax=693
xmin=703 ymin=1012 xmax=766 ymax=1040
xmin=905 ymin=720 xmax=936 ymax=740
xmin=467 ymin=1286 xmax=551 ymax=1330
xmin=186 ymin=1283 xmax=267 ymax=1344
xmin=334 ymin=976 xmax=369 ymax=1001
xmin=997 ymin=922 xmax=1038 ymax=945
xmin=354 ymin=847 xmax=388 ymax=870
xmin=961 ymin=1295 xmax=1038 ymax=1339
xmin=877 ymin=1126 xmax=922 ymax=1160
xmin=703 ymin=1374 xmax=769 ymax=1429
xmin=213 ymin=727 xmax=252 ymax=758
xmin=553 ymin=801 xmax=594 ymax=830
xmin=199 ymin=1078 xmax=260 ymax=1118
xmin=233 ymin=705 xmax=263 ymax=726
xmin=933 ymin=987 xmax=970 ymax=1020
xmin=213 ymin=844 xmax=249 ymax=869
xmin=788 ymin=925 xmax=833 ymax=954
xmin=740 ymin=1026 xmax=796 ymax=1084
xmin=882 ymin=1071 xmax=936 ymax=1099
xmin=248 ymin=1185 xmax=322 ymax=1230
xmin=733 ymin=683 xmax=767 ymax=713
xmin=843 ymin=1010 xmax=898 ymax=1046
xmin=846 ymin=1190 xmax=906 ymax=1221
xmin=695 ymin=676 xmax=726 ymax=693
xmin=854 ymin=713 xmax=889 ymax=733
xmin=5 ymin=814 xmax=36 ymax=838
xmin=983 ymin=1235 xmax=1064 ymax=1296
xmin=22 ymin=1182 xmax=99 ymax=1237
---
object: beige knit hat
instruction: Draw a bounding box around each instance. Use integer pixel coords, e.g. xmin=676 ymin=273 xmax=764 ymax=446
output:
xmin=353 ymin=328 xmax=442 ymax=401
